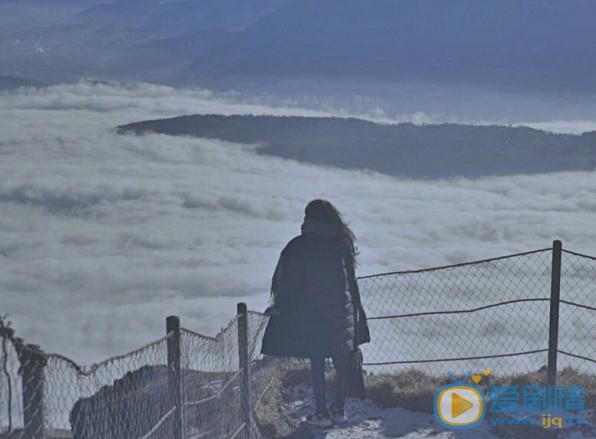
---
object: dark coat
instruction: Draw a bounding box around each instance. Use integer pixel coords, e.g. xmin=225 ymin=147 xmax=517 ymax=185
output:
xmin=260 ymin=232 xmax=370 ymax=359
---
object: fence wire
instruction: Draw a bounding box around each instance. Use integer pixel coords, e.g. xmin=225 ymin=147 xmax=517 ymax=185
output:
xmin=180 ymin=316 xmax=241 ymax=438
xmin=559 ymin=250 xmax=596 ymax=374
xmin=0 ymin=336 xmax=23 ymax=437
xmin=1 ymin=244 xmax=595 ymax=438
xmin=358 ymin=248 xmax=555 ymax=375
xmin=175 ymin=311 xmax=274 ymax=439
xmin=45 ymin=334 xmax=170 ymax=438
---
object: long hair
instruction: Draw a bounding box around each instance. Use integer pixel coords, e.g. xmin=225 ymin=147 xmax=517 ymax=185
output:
xmin=304 ymin=199 xmax=359 ymax=269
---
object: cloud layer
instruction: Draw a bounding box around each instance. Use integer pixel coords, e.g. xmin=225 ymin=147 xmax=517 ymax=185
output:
xmin=1 ymin=82 xmax=595 ymax=365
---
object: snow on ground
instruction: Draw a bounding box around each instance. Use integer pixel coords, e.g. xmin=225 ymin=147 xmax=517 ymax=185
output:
xmin=281 ymin=383 xmax=498 ymax=438
xmin=278 ymin=380 xmax=596 ymax=438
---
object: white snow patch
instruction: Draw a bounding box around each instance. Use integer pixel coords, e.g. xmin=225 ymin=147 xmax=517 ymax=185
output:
xmin=283 ymin=383 xmax=498 ymax=438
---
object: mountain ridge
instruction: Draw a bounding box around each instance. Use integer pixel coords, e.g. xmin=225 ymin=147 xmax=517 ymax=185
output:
xmin=118 ymin=114 xmax=596 ymax=179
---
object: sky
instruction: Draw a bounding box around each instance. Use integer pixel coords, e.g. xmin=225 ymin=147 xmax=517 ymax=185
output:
xmin=1 ymin=82 xmax=595 ymax=365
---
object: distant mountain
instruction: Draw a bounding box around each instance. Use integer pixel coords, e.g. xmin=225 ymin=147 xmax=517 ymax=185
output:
xmin=2 ymin=0 xmax=596 ymax=91
xmin=74 ymin=0 xmax=290 ymax=36
xmin=118 ymin=115 xmax=596 ymax=179
xmin=0 ymin=0 xmax=112 ymax=83
xmin=178 ymin=0 xmax=596 ymax=91
xmin=0 ymin=0 xmax=292 ymax=83
xmin=0 ymin=75 xmax=45 ymax=90
xmin=0 ymin=0 xmax=103 ymax=34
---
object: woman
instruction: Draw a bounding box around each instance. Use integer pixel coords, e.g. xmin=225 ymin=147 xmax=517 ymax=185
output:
xmin=260 ymin=199 xmax=370 ymax=428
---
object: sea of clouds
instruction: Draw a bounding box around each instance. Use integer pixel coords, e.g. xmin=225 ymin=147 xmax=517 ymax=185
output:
xmin=1 ymin=82 xmax=595 ymax=365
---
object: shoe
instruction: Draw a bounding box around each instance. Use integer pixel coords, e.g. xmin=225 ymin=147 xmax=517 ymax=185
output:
xmin=304 ymin=410 xmax=333 ymax=428
xmin=330 ymin=403 xmax=347 ymax=425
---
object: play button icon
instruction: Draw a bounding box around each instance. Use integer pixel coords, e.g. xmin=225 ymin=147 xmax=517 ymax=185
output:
xmin=435 ymin=385 xmax=485 ymax=428
xmin=451 ymin=392 xmax=473 ymax=418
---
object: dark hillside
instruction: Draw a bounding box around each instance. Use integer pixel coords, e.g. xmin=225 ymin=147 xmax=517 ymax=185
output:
xmin=119 ymin=115 xmax=596 ymax=178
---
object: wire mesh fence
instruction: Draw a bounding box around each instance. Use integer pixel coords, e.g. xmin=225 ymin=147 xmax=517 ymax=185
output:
xmin=1 ymin=241 xmax=594 ymax=438
xmin=358 ymin=247 xmax=555 ymax=375
xmin=179 ymin=314 xmax=245 ymax=438
xmin=0 ymin=334 xmax=24 ymax=438
xmin=559 ymin=249 xmax=596 ymax=375
xmin=46 ymin=334 xmax=170 ymax=438
xmin=358 ymin=244 xmax=595 ymax=378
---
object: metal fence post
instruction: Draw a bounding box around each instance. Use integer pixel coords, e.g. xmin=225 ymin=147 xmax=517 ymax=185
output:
xmin=237 ymin=302 xmax=251 ymax=439
xmin=547 ymin=240 xmax=562 ymax=386
xmin=167 ymin=315 xmax=184 ymax=439
xmin=21 ymin=344 xmax=46 ymax=439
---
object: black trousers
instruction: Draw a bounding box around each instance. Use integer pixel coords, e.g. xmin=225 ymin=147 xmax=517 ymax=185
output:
xmin=309 ymin=349 xmax=349 ymax=414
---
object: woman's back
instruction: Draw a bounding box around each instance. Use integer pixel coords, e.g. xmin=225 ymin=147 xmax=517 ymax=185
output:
xmin=260 ymin=199 xmax=370 ymax=425
xmin=265 ymin=231 xmax=354 ymax=358
xmin=261 ymin=198 xmax=368 ymax=360
xmin=298 ymin=233 xmax=351 ymax=319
